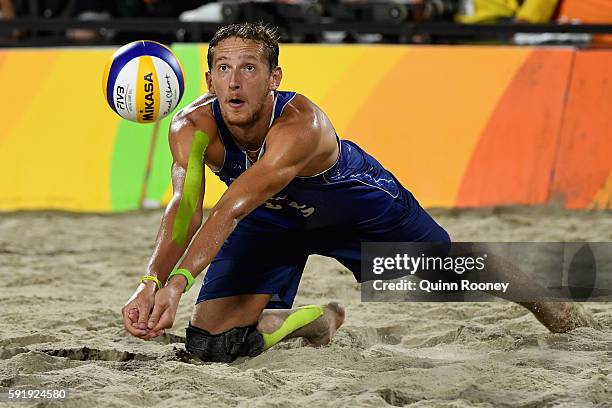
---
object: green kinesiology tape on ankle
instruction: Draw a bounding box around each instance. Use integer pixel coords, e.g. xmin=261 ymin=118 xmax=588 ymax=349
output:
xmin=172 ymin=130 xmax=209 ymax=246
xmin=262 ymin=305 xmax=324 ymax=350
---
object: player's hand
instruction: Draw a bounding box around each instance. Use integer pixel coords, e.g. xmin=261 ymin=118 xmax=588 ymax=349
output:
xmin=142 ymin=276 xmax=186 ymax=340
xmin=121 ymin=281 xmax=157 ymax=338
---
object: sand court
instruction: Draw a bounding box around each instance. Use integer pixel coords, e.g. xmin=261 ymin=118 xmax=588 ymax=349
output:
xmin=1 ymin=207 xmax=611 ymax=407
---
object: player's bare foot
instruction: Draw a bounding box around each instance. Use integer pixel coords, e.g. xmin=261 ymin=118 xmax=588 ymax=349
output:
xmin=257 ymin=302 xmax=345 ymax=347
xmin=523 ymin=302 xmax=601 ymax=333
xmin=302 ymin=302 xmax=345 ymax=347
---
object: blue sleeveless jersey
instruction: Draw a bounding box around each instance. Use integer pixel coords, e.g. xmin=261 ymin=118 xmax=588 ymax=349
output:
xmin=198 ymin=91 xmax=450 ymax=308
xmin=212 ymin=91 xmax=437 ymax=235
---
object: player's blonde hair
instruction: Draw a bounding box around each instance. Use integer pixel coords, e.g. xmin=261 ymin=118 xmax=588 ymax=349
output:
xmin=207 ymin=22 xmax=280 ymax=72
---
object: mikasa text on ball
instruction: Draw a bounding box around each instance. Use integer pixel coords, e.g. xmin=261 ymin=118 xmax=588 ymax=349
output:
xmin=103 ymin=40 xmax=185 ymax=123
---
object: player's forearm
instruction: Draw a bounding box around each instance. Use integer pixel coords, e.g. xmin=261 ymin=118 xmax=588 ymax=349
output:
xmin=175 ymin=187 xmax=266 ymax=279
xmin=175 ymin=204 xmax=238 ymax=279
xmin=146 ymin=196 xmax=203 ymax=283
xmin=176 ymin=161 xmax=296 ymax=280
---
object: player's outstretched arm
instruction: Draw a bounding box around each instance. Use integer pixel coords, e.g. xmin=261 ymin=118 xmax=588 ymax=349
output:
xmin=169 ymin=119 xmax=319 ymax=291
xmin=121 ymin=114 xmax=209 ymax=339
xmin=142 ymin=119 xmax=320 ymax=337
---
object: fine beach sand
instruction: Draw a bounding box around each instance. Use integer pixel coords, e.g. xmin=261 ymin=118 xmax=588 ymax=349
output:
xmin=1 ymin=207 xmax=611 ymax=407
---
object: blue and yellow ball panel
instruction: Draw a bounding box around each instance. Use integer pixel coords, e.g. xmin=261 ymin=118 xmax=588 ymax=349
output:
xmin=103 ymin=40 xmax=185 ymax=123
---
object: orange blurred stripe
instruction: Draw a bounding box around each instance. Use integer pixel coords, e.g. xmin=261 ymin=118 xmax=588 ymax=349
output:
xmin=455 ymin=49 xmax=574 ymax=207
xmin=551 ymin=50 xmax=612 ymax=209
xmin=343 ymin=47 xmax=531 ymax=207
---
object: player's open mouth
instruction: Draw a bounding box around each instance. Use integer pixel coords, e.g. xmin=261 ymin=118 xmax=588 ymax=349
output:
xmin=228 ymin=98 xmax=245 ymax=108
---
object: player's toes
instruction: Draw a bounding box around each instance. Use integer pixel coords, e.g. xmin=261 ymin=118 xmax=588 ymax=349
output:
xmin=326 ymin=301 xmax=345 ymax=331
xmin=566 ymin=303 xmax=601 ymax=331
xmin=314 ymin=302 xmax=345 ymax=346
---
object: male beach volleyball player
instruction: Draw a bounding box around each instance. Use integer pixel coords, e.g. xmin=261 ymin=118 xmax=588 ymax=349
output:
xmin=121 ymin=23 xmax=597 ymax=362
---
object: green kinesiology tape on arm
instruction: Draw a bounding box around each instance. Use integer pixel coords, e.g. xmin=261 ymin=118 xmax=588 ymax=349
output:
xmin=172 ymin=130 xmax=209 ymax=246
xmin=262 ymin=305 xmax=324 ymax=350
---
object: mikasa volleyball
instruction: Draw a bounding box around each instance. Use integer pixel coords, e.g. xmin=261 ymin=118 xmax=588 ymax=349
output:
xmin=103 ymin=40 xmax=185 ymax=123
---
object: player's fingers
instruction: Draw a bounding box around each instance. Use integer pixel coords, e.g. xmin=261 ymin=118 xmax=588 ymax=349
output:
xmin=147 ymin=301 xmax=167 ymax=330
xmin=137 ymin=302 xmax=152 ymax=330
xmin=122 ymin=306 xmax=147 ymax=337
xmin=142 ymin=329 xmax=165 ymax=340
xmin=152 ymin=309 xmax=174 ymax=332
xmin=127 ymin=308 xmax=138 ymax=323
xmin=130 ymin=313 xmax=146 ymax=331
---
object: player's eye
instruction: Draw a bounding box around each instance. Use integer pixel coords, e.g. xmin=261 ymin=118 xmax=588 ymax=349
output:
xmin=219 ymin=64 xmax=229 ymax=71
xmin=245 ymin=65 xmax=255 ymax=71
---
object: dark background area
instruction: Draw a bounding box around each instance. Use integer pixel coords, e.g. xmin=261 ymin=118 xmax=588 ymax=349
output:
xmin=0 ymin=0 xmax=611 ymax=47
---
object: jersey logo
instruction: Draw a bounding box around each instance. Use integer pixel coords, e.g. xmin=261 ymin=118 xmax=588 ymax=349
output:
xmin=264 ymin=195 xmax=315 ymax=218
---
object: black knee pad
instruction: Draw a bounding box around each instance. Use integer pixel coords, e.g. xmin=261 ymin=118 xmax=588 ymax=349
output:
xmin=185 ymin=323 xmax=265 ymax=363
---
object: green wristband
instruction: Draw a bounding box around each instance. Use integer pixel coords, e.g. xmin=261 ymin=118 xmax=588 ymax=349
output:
xmin=168 ymin=268 xmax=195 ymax=293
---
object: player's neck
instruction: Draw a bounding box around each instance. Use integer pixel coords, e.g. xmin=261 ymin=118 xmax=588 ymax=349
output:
xmin=226 ymin=92 xmax=274 ymax=151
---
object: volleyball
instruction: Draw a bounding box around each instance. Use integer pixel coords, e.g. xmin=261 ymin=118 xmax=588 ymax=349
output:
xmin=103 ymin=40 xmax=185 ymax=123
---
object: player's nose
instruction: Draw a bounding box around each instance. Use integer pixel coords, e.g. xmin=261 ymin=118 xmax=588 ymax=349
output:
xmin=229 ymin=69 xmax=241 ymax=90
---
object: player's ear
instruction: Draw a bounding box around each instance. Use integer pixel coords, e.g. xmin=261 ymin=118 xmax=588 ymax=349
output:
xmin=269 ymin=66 xmax=282 ymax=91
xmin=205 ymin=71 xmax=215 ymax=94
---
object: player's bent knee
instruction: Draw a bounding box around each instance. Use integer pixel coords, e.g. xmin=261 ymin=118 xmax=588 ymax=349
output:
xmin=185 ymin=322 xmax=264 ymax=363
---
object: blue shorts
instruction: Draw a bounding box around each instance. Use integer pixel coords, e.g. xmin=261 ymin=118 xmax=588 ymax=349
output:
xmin=195 ymin=188 xmax=450 ymax=309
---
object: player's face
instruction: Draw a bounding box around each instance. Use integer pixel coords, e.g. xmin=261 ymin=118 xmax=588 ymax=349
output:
xmin=207 ymin=37 xmax=281 ymax=127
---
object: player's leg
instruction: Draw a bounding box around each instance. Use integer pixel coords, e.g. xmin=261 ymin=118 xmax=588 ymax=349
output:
xmin=190 ymin=294 xmax=344 ymax=346
xmin=190 ymin=293 xmax=273 ymax=334
xmin=314 ymin=187 xmax=599 ymax=334
xmin=379 ymin=197 xmax=599 ymax=333
xmin=187 ymin=294 xmax=344 ymax=362
xmin=446 ymin=244 xmax=601 ymax=332
xmin=185 ymin=218 xmax=344 ymax=362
